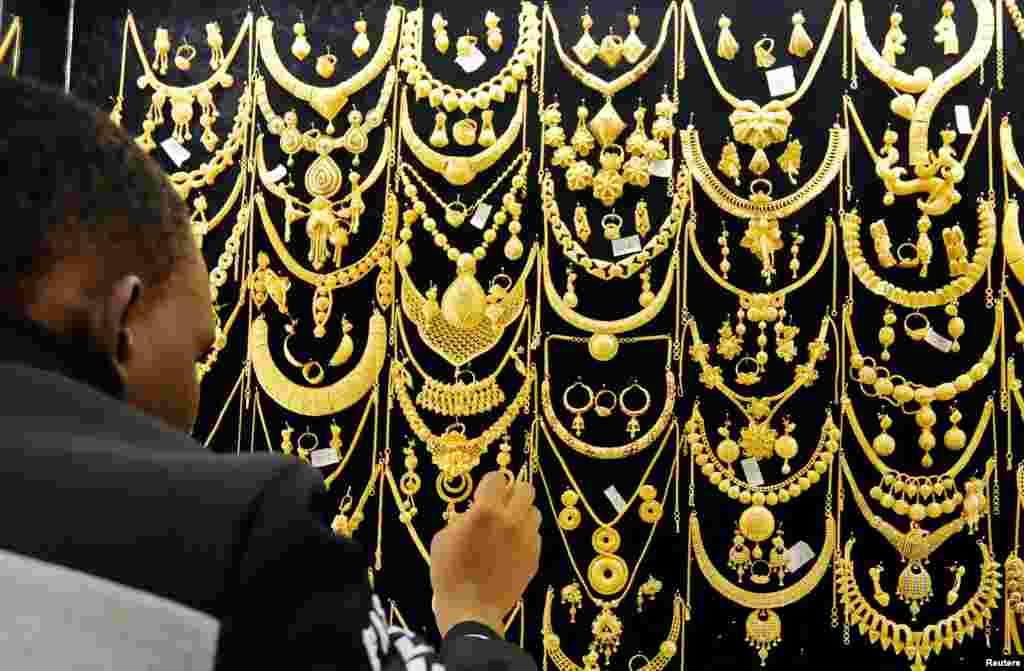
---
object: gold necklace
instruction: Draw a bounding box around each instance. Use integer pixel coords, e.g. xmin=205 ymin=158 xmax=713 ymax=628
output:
xmin=537 ymin=418 xmax=680 ymax=663
xmin=689 ymin=508 xmax=835 ymax=666
xmin=542 ymin=169 xmax=687 ymax=282
xmin=256 ymin=126 xmax=393 ymax=276
xmin=541 ymin=587 xmax=683 ymax=671
xmin=1005 ymin=463 xmax=1024 ymax=655
xmin=841 ymin=394 xmax=994 ymax=523
xmin=399 ymin=4 xmax=541 ymax=117
xmin=255 ymin=6 xmax=403 ymax=132
xmin=252 ymin=186 xmax=396 ymax=336
xmin=113 ymin=12 xmax=252 ymax=153
xmin=681 ymin=125 xmax=847 ymax=282
xmin=399 ymin=86 xmax=527 ymax=186
xmin=250 ymin=310 xmax=387 ymax=416
xmin=541 ymin=334 xmax=676 ymax=460
xmin=1000 ymin=116 xmax=1024 ymax=286
xmin=0 ymin=16 xmax=22 ymax=74
xmin=834 ymin=536 xmax=1000 ymax=671
xmin=255 ymin=67 xmax=396 ymax=169
xmin=681 ymin=0 xmax=844 ymax=171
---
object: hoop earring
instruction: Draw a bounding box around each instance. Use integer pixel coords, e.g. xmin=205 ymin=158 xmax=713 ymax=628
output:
xmin=594 ymin=387 xmax=617 ymax=418
xmin=563 ymin=379 xmax=595 ymax=436
xmin=284 ymin=321 xmax=325 ymax=384
xmin=618 ymin=380 xmax=651 ymax=438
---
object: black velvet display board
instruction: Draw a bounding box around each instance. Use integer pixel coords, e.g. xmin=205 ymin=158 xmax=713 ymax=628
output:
xmin=15 ymin=0 xmax=1022 ymax=668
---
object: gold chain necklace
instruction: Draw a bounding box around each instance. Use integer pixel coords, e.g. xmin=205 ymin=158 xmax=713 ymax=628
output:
xmin=689 ymin=508 xmax=835 ymax=666
xmin=541 ymin=334 xmax=676 ymax=460
xmin=250 ymin=310 xmax=387 ymax=416
xmin=681 ymin=0 xmax=844 ymax=171
xmin=255 ymin=7 xmax=402 ymax=132
xmin=399 ymin=86 xmax=527 ymax=186
xmin=834 ymin=536 xmax=1000 ymax=670
xmin=536 ymin=418 xmax=679 ymax=663
xmin=0 ymin=15 xmax=21 ymax=73
xmin=841 ymin=394 xmax=994 ymax=523
xmin=252 ymin=187 xmax=396 ymax=337
xmin=113 ymin=12 xmax=252 ymax=153
xmin=399 ymin=4 xmax=541 ymax=118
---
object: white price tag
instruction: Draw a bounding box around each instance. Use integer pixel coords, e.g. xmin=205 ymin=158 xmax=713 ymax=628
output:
xmin=470 ymin=202 xmax=493 ymax=230
xmin=766 ymin=66 xmax=797 ymax=97
xmin=456 ymin=46 xmax=487 ymax=73
xmin=310 ymin=448 xmax=341 ymax=469
xmin=954 ymin=105 xmax=973 ymax=134
xmin=924 ymin=328 xmax=954 ymax=353
xmin=784 ymin=541 xmax=815 ymax=573
xmin=649 ymin=159 xmax=673 ymax=178
xmin=604 ymin=485 xmax=627 ymax=514
xmin=740 ymin=458 xmax=765 ymax=486
xmin=265 ymin=164 xmax=287 ymax=184
xmin=160 ymin=137 xmax=191 ymax=167
xmin=611 ymin=235 xmax=643 ymax=258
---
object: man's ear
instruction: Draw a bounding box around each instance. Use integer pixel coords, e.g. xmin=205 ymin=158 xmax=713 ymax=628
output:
xmin=106 ymin=275 xmax=142 ymax=367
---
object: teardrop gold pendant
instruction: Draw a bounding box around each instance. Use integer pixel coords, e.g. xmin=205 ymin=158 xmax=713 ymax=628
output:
xmin=441 ymin=254 xmax=488 ymax=330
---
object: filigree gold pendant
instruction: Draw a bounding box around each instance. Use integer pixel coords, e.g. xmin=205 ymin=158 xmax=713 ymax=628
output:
xmin=589 ymin=99 xmax=627 ymax=147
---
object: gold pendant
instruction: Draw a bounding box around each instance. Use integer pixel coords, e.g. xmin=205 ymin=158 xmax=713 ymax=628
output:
xmin=589 ymin=99 xmax=627 ymax=147
xmin=745 ymin=609 xmax=782 ymax=665
xmin=441 ymin=254 xmax=488 ymax=330
xmin=896 ymin=560 xmax=934 ymax=621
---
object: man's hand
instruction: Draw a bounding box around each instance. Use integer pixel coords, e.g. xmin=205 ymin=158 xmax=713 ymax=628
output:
xmin=429 ymin=471 xmax=542 ymax=638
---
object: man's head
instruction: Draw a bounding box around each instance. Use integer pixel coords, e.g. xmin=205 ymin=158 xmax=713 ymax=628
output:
xmin=0 ymin=77 xmax=215 ymax=433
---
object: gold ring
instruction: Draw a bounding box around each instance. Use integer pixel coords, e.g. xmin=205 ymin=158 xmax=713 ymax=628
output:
xmin=896 ymin=242 xmax=921 ymax=268
xmin=749 ymin=178 xmax=773 ymax=197
xmin=735 ymin=356 xmax=762 ymax=385
xmin=302 ymin=361 xmax=325 ymax=385
xmin=297 ymin=428 xmax=319 ymax=454
xmin=594 ymin=387 xmax=617 ymax=417
xmin=904 ymin=312 xmax=931 ymax=341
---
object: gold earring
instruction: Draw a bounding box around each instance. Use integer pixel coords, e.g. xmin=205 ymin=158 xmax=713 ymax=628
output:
xmin=774 ymin=317 xmax=799 ymax=363
xmin=495 ymin=434 xmax=514 ymax=483
xmin=944 ymin=405 xmax=967 ymax=451
xmin=618 ymin=380 xmax=650 ymax=438
xmin=352 ymin=12 xmax=370 ymax=58
xmin=625 ymin=103 xmax=649 ymax=156
xmin=767 ymin=529 xmax=788 ymax=586
xmin=284 ymin=321 xmax=325 ymax=384
xmin=718 ymin=140 xmax=742 ymax=186
xmin=635 ymin=199 xmax=650 ymax=239
xmin=773 ymin=417 xmax=798 ymax=474
xmin=637 ymin=576 xmax=662 ymax=612
xmin=574 ymin=204 xmax=592 ymax=242
xmin=561 ymin=582 xmax=583 ymax=622
xmin=934 ymin=0 xmax=959 ymax=55
xmin=637 ymin=484 xmax=662 ymax=524
xmin=292 ymin=14 xmax=311 ymax=61
xmin=574 ymin=6 xmax=599 ymax=64
xmin=873 ymin=413 xmax=896 ymax=457
xmin=316 ymin=46 xmax=337 ymax=78
xmin=471 ymin=110 xmax=493 ymax=147
xmin=175 ymin=40 xmax=196 ymax=71
xmin=430 ymin=111 xmax=449 ymax=147
xmin=433 ymin=13 xmax=450 ymax=54
xmin=280 ymin=424 xmax=295 ymax=456
xmin=869 ymin=220 xmax=898 ymax=268
xmin=593 ymin=387 xmax=617 ymax=418
xmin=601 ymin=212 xmax=623 ymax=240
xmin=946 ymin=301 xmax=965 ymax=352
xmin=331 ymin=487 xmax=355 ymax=536
xmin=718 ymin=225 xmax=732 ymax=278
xmin=715 ymin=420 xmax=741 ymax=468
xmin=153 ymin=27 xmax=171 ymax=75
xmin=296 ymin=427 xmax=318 ymax=463
xmin=558 ymin=491 xmax=582 ymax=531
xmin=882 ymin=9 xmax=907 ymax=65
xmin=599 ymin=26 xmax=624 ymax=68
xmin=788 ymin=227 xmax=803 ymax=279
xmin=330 ymin=315 xmax=354 ymax=366
xmin=485 ymin=11 xmax=502 ymax=52
xmin=777 ymin=139 xmax=803 ymax=185
xmin=788 ymin=11 xmax=814 ymax=58
xmin=717 ymin=15 xmax=739 ymax=60
xmin=623 ymin=8 xmax=646 ymax=64
xmin=943 ymin=224 xmax=969 ymax=276
xmin=205 ymin=22 xmax=224 ymax=69
xmin=594 ymin=145 xmax=626 ymax=207
xmin=869 ymin=565 xmax=891 ymax=606
xmin=754 ymin=36 xmax=776 ymax=68
xmin=563 ymin=379 xmax=595 ymax=436
xmin=717 ymin=319 xmax=743 ymax=360
xmin=638 ymin=270 xmax=654 ymax=307
xmin=946 ymin=564 xmax=965 ymax=605
xmin=572 ymin=103 xmax=596 ymax=156
xmin=879 ymin=307 xmax=897 ymax=361
xmin=563 ymin=270 xmax=579 ymax=308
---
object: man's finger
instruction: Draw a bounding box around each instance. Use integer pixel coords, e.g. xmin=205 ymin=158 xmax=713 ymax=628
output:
xmin=473 ymin=471 xmax=510 ymax=512
xmin=524 ymin=505 xmax=542 ymax=534
xmin=506 ymin=480 xmax=536 ymax=521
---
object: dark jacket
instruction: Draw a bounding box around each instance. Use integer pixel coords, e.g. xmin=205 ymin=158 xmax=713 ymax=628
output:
xmin=0 ymin=315 xmax=537 ymax=671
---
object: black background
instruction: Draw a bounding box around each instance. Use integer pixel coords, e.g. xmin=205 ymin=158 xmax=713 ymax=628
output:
xmin=10 ymin=0 xmax=1022 ymax=668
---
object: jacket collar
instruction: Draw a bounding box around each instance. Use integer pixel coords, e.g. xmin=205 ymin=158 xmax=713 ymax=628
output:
xmin=0 ymin=311 xmax=125 ymax=399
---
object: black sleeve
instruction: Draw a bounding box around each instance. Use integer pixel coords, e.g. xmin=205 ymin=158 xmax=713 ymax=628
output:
xmin=215 ymin=461 xmax=538 ymax=671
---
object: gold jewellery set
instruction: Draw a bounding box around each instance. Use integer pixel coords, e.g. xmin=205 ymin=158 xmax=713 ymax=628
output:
xmin=0 ymin=15 xmax=22 ymax=75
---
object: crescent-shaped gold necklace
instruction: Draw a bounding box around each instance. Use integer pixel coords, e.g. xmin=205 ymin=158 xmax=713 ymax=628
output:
xmin=250 ymin=310 xmax=387 ymax=416
xmin=252 ymin=188 xmax=396 ymax=336
xmin=399 ymin=3 xmax=541 ymax=118
xmin=999 ymin=117 xmax=1024 ymax=286
xmin=113 ymin=12 xmax=252 ymax=153
xmin=399 ymin=85 xmax=528 ymax=186
xmin=0 ymin=16 xmax=22 ymax=74
xmin=255 ymin=6 xmax=403 ymax=132
xmin=834 ymin=537 xmax=1000 ymax=670
xmin=541 ymin=334 xmax=676 ymax=460
xmin=688 ymin=509 xmax=835 ymax=666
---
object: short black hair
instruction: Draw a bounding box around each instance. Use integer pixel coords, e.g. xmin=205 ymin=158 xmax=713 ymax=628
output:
xmin=0 ymin=76 xmax=191 ymax=312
